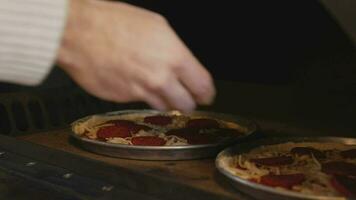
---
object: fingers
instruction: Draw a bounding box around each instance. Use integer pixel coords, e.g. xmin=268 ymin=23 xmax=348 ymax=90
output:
xmin=143 ymin=93 xmax=168 ymax=111
xmin=176 ymin=50 xmax=216 ymax=105
xmin=158 ymin=78 xmax=196 ymax=112
xmin=120 ymin=82 xmax=169 ymax=111
xmin=140 ymin=73 xmax=196 ymax=112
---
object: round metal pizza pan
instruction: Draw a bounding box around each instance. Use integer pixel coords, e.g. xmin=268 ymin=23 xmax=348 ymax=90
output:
xmin=216 ymin=136 xmax=356 ymax=200
xmin=69 ymin=109 xmax=257 ymax=160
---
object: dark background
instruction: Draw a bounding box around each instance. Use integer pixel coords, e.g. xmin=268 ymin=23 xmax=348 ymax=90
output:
xmin=0 ymin=0 xmax=355 ymax=136
xmin=0 ymin=0 xmax=354 ymax=91
xmin=122 ymin=0 xmax=355 ymax=83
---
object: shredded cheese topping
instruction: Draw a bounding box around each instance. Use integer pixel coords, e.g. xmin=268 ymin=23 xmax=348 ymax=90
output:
xmin=221 ymin=142 xmax=356 ymax=198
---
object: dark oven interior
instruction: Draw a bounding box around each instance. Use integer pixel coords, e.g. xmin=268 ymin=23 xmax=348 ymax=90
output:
xmin=0 ymin=1 xmax=355 ymax=200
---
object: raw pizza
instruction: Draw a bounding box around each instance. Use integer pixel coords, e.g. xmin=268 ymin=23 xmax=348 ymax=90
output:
xmin=220 ymin=142 xmax=356 ymax=199
xmin=72 ymin=111 xmax=246 ymax=146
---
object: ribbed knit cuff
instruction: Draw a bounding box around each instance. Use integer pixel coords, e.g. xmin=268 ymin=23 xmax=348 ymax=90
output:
xmin=0 ymin=0 xmax=68 ymax=85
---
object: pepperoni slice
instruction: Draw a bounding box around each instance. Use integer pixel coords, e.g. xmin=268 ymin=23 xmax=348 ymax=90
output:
xmin=322 ymin=161 xmax=356 ymax=177
xmin=260 ymin=173 xmax=305 ymax=189
xmin=340 ymin=149 xmax=356 ymax=159
xmin=290 ymin=147 xmax=326 ymax=159
xmin=330 ymin=175 xmax=356 ymax=198
xmin=166 ymin=128 xmax=217 ymax=145
xmin=250 ymin=156 xmax=294 ymax=166
xmin=144 ymin=115 xmax=172 ymax=126
xmin=167 ymin=127 xmax=240 ymax=140
xmin=107 ymin=120 xmax=151 ymax=134
xmin=97 ymin=125 xmax=131 ymax=139
xmin=131 ymin=136 xmax=166 ymax=146
xmin=186 ymin=118 xmax=220 ymax=129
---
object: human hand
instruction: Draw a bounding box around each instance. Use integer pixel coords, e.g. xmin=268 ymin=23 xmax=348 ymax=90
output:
xmin=57 ymin=0 xmax=215 ymax=112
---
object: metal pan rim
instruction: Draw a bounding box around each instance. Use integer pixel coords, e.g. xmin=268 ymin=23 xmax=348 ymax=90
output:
xmin=69 ymin=109 xmax=257 ymax=159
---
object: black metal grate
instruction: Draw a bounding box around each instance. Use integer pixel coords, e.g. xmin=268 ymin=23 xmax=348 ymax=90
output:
xmin=0 ymin=87 xmax=147 ymax=136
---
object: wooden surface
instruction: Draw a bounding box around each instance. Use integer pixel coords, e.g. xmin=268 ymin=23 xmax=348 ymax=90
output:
xmin=18 ymin=129 xmax=251 ymax=200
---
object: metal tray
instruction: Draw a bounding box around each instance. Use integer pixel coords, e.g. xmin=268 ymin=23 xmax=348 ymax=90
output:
xmin=216 ymin=136 xmax=356 ymax=200
xmin=70 ymin=109 xmax=257 ymax=160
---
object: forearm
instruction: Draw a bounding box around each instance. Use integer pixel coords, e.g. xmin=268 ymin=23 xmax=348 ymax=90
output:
xmin=0 ymin=0 xmax=68 ymax=85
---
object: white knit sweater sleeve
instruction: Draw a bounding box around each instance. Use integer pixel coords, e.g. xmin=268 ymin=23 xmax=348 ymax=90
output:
xmin=0 ymin=0 xmax=68 ymax=85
